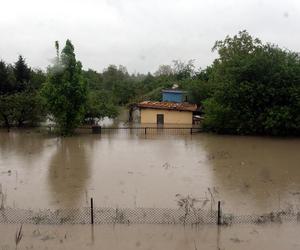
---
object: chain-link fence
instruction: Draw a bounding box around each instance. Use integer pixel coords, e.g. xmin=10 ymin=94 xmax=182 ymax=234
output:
xmin=221 ymin=210 xmax=300 ymax=225
xmin=0 ymin=207 xmax=216 ymax=225
xmin=0 ymin=206 xmax=299 ymax=225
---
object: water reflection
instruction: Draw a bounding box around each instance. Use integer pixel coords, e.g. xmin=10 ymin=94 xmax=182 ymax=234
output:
xmin=1 ymin=129 xmax=300 ymax=214
xmin=0 ymin=129 xmax=49 ymax=167
xmin=47 ymin=136 xmax=94 ymax=208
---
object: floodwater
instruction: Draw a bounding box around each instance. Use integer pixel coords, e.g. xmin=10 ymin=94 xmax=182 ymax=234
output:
xmin=0 ymin=129 xmax=300 ymax=215
xmin=1 ymin=223 xmax=300 ymax=250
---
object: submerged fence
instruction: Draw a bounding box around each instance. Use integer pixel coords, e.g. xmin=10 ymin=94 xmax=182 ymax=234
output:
xmin=0 ymin=207 xmax=216 ymax=225
xmin=78 ymin=126 xmax=203 ymax=135
xmin=0 ymin=201 xmax=299 ymax=226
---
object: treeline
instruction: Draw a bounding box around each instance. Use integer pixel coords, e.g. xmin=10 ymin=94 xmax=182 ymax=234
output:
xmin=0 ymin=56 xmax=46 ymax=130
xmin=1 ymin=31 xmax=299 ymax=136
xmin=0 ymin=42 xmax=203 ymax=134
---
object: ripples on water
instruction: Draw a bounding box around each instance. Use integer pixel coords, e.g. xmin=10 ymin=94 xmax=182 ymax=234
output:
xmin=0 ymin=128 xmax=300 ymax=215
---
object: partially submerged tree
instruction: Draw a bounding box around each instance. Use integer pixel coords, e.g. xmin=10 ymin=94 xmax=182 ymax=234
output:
xmin=202 ymin=30 xmax=300 ymax=135
xmin=0 ymin=95 xmax=17 ymax=132
xmin=41 ymin=40 xmax=87 ymax=135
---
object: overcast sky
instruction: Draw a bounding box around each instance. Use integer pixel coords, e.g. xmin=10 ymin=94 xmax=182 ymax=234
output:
xmin=0 ymin=0 xmax=299 ymax=73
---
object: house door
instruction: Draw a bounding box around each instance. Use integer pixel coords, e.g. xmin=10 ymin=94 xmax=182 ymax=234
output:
xmin=157 ymin=114 xmax=164 ymax=125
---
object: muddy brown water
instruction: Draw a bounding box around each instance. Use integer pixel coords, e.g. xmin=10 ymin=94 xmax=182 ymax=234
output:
xmin=0 ymin=129 xmax=300 ymax=215
xmin=1 ymin=223 xmax=300 ymax=250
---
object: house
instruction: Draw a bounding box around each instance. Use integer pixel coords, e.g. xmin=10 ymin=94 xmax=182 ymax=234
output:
xmin=138 ymin=89 xmax=197 ymax=125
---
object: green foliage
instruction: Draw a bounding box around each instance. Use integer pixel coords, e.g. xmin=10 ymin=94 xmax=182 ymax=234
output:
xmin=172 ymin=59 xmax=195 ymax=80
xmin=180 ymin=79 xmax=214 ymax=105
xmin=85 ymin=90 xmax=118 ymax=124
xmin=212 ymin=30 xmax=262 ymax=62
xmin=83 ymin=69 xmax=103 ymax=90
xmin=30 ymin=69 xmax=46 ymax=90
xmin=203 ymin=31 xmax=300 ymax=135
xmin=1 ymin=31 xmax=299 ymax=137
xmin=0 ymin=61 xmax=11 ymax=94
xmin=102 ymin=65 xmax=138 ymax=105
xmin=0 ymin=95 xmax=17 ymax=131
xmin=0 ymin=58 xmax=45 ymax=130
xmin=81 ymin=60 xmax=197 ymax=106
xmin=41 ymin=40 xmax=87 ymax=135
xmin=14 ymin=55 xmax=31 ymax=92
xmin=13 ymin=91 xmax=45 ymax=126
xmin=141 ymin=86 xmax=164 ymax=101
xmin=154 ymin=65 xmax=173 ymax=77
xmin=0 ymin=61 xmax=16 ymax=94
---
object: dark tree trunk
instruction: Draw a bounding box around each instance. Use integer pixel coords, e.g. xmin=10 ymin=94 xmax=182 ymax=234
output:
xmin=128 ymin=105 xmax=134 ymax=122
xmin=17 ymin=109 xmax=26 ymax=127
xmin=3 ymin=115 xmax=10 ymax=132
xmin=18 ymin=119 xmax=24 ymax=128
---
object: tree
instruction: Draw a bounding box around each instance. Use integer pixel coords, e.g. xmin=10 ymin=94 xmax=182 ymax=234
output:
xmin=172 ymin=59 xmax=195 ymax=80
xmin=0 ymin=95 xmax=17 ymax=131
xmin=203 ymin=31 xmax=300 ymax=135
xmin=83 ymin=69 xmax=103 ymax=90
xmin=41 ymin=40 xmax=87 ymax=135
xmin=84 ymin=90 xmax=118 ymax=124
xmin=178 ymin=66 xmax=215 ymax=105
xmin=14 ymin=55 xmax=31 ymax=92
xmin=212 ymin=30 xmax=262 ymax=62
xmin=0 ymin=61 xmax=11 ymax=94
xmin=186 ymin=79 xmax=215 ymax=105
xmin=13 ymin=91 xmax=45 ymax=127
xmin=30 ymin=69 xmax=46 ymax=90
xmin=102 ymin=65 xmax=128 ymax=91
xmin=154 ymin=65 xmax=173 ymax=77
xmin=0 ymin=58 xmax=45 ymax=129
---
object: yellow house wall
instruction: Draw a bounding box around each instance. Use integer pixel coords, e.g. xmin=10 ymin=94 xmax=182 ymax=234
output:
xmin=140 ymin=109 xmax=193 ymax=125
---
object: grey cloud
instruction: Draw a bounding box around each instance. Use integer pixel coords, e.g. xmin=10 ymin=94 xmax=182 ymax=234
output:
xmin=0 ymin=0 xmax=299 ymax=73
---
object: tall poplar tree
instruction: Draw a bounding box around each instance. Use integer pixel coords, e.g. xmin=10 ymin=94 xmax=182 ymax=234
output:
xmin=41 ymin=40 xmax=87 ymax=135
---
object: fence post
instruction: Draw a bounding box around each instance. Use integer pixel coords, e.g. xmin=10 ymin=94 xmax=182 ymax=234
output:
xmin=91 ymin=198 xmax=94 ymax=225
xmin=217 ymin=201 xmax=221 ymax=225
xmin=145 ymin=127 xmax=147 ymax=135
xmin=190 ymin=128 xmax=193 ymax=134
xmin=92 ymin=126 xmax=101 ymax=134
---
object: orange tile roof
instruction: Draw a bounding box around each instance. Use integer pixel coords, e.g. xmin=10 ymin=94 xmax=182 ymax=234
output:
xmin=138 ymin=101 xmax=197 ymax=112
